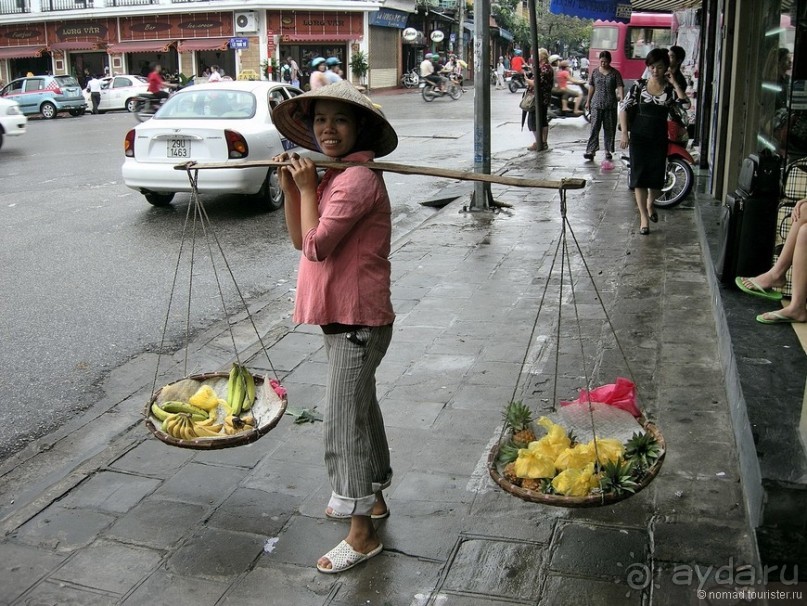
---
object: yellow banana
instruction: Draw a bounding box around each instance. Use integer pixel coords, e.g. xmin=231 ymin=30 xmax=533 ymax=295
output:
xmin=241 ymin=414 xmax=256 ymax=427
xmin=241 ymin=367 xmax=256 ymax=412
xmin=193 ymin=423 xmax=223 ymax=437
xmin=152 ymin=403 xmax=170 ymax=422
xmin=163 ymin=413 xmax=185 ymax=439
xmin=230 ymin=368 xmax=245 ymax=416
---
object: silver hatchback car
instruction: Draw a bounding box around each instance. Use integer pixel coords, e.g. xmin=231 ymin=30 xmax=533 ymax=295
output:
xmin=0 ymin=75 xmax=86 ymax=119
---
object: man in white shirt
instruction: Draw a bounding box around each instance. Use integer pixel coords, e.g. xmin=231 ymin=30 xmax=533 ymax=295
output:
xmin=207 ymin=65 xmax=222 ymax=83
xmin=86 ymin=74 xmax=103 ymax=114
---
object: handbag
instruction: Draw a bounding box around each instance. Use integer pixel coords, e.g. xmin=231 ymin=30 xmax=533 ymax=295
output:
xmin=519 ymin=90 xmax=535 ymax=111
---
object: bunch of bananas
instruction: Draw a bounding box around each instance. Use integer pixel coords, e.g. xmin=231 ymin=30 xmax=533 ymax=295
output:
xmin=227 ymin=363 xmax=256 ymax=416
xmin=160 ymin=412 xmax=225 ymax=440
xmin=224 ymin=414 xmax=256 ymax=436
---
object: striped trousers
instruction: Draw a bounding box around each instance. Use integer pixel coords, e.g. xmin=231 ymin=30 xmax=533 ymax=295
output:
xmin=586 ymin=106 xmax=618 ymax=155
xmin=323 ymin=325 xmax=393 ymax=516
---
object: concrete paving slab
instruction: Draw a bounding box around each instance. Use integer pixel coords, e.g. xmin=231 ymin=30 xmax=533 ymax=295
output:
xmin=218 ymin=562 xmax=336 ymax=605
xmin=0 ymin=542 xmax=67 ymax=604
xmin=104 ymin=498 xmax=208 ymax=549
xmin=120 ymin=568 xmax=227 ymax=605
xmin=109 ymin=438 xmax=196 ymax=479
xmin=49 ymin=538 xmax=162 ymax=595
xmin=651 ymin=517 xmax=757 ymax=567
xmin=55 ymin=470 xmax=160 ymax=514
xmin=15 ymin=579 xmax=121 ymax=605
xmin=166 ymin=526 xmax=265 ymax=579
xmin=12 ymin=506 xmax=116 ymax=552
xmin=151 ymin=462 xmax=248 ymax=506
xmin=548 ymin=522 xmax=648 ymax=580
xmin=539 ymin=574 xmax=644 ymax=606
xmin=243 ymin=455 xmax=326 ymax=500
xmin=205 ymin=487 xmax=298 ymax=536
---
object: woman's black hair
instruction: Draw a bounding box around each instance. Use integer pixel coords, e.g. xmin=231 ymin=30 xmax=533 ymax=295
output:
xmin=645 ymin=48 xmax=670 ymax=68
xmin=669 ymin=46 xmax=685 ymax=63
xmin=598 ymin=50 xmax=612 ymax=61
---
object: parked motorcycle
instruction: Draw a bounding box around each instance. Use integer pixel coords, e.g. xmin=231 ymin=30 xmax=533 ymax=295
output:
xmin=622 ymin=119 xmax=695 ymax=208
xmin=401 ymin=68 xmax=420 ymax=89
xmin=421 ymin=79 xmax=462 ymax=102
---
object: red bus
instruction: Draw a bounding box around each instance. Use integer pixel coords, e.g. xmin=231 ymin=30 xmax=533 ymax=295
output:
xmin=589 ymin=13 xmax=675 ymax=86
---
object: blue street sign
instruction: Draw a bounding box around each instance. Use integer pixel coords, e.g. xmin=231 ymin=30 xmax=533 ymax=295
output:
xmin=230 ymin=38 xmax=249 ymax=50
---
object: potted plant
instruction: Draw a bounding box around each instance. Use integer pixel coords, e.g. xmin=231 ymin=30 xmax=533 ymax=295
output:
xmin=350 ymin=50 xmax=369 ymax=87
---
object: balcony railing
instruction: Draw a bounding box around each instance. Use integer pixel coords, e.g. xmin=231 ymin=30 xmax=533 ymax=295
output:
xmin=0 ymin=0 xmax=30 ymax=14
xmin=41 ymin=0 xmax=93 ymax=10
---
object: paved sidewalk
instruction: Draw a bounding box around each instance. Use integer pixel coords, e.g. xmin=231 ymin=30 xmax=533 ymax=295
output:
xmin=0 ymin=145 xmax=768 ymax=605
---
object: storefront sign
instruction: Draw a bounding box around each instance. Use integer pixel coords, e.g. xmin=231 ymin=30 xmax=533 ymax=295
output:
xmin=130 ymin=22 xmax=172 ymax=34
xmin=179 ymin=20 xmax=224 ymax=31
xmin=430 ymin=30 xmax=444 ymax=43
xmin=368 ymin=8 xmax=409 ymax=29
xmin=2 ymin=28 xmax=43 ymax=41
xmin=121 ymin=13 xmax=233 ymax=41
xmin=402 ymin=27 xmax=418 ymax=41
xmin=55 ymin=23 xmax=108 ymax=39
xmin=549 ymin=0 xmax=631 ymax=23
xmin=268 ymin=11 xmax=363 ymax=39
xmin=230 ymin=37 xmax=248 ymax=49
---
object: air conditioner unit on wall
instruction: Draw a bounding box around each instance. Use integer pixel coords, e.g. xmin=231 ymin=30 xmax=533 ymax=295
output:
xmin=235 ymin=12 xmax=257 ymax=34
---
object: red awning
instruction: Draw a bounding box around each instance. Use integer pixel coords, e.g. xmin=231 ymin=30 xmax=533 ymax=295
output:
xmin=0 ymin=46 xmax=46 ymax=59
xmin=177 ymin=38 xmax=231 ymax=52
xmin=280 ymin=34 xmax=362 ymax=42
xmin=49 ymin=41 xmax=100 ymax=51
xmin=107 ymin=40 xmax=174 ymax=54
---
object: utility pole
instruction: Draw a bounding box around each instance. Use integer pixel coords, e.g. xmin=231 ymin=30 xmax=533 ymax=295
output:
xmin=529 ymin=0 xmax=544 ymax=151
xmin=457 ymin=0 xmax=465 ymax=63
xmin=469 ymin=0 xmax=493 ymax=210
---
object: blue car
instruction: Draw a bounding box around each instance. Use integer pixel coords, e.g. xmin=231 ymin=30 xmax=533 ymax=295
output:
xmin=0 ymin=75 xmax=86 ymax=119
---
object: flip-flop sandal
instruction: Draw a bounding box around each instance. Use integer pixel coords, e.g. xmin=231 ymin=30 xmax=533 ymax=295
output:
xmin=756 ymin=311 xmax=801 ymax=324
xmin=735 ymin=276 xmax=783 ymax=301
xmin=326 ymin=508 xmax=390 ymax=520
xmin=316 ymin=540 xmax=383 ymax=574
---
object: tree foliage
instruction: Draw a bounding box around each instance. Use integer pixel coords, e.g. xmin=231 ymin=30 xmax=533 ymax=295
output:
xmin=491 ymin=0 xmax=593 ymax=56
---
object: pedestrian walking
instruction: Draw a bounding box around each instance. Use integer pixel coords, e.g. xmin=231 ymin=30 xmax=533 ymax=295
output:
xmin=495 ymin=56 xmax=506 ymax=89
xmin=584 ymin=50 xmax=625 ymax=161
xmin=86 ymin=73 xmax=103 ymax=114
xmin=619 ymin=48 xmax=689 ymax=234
xmin=271 ymin=81 xmax=398 ymax=574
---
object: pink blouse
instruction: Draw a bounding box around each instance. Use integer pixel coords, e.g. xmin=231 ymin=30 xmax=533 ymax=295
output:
xmin=293 ymin=150 xmax=395 ymax=327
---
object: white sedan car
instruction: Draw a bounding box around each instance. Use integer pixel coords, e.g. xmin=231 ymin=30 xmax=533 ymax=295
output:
xmin=122 ymin=81 xmax=311 ymax=210
xmin=0 ymin=97 xmax=26 ymax=149
xmin=85 ymin=74 xmax=150 ymax=113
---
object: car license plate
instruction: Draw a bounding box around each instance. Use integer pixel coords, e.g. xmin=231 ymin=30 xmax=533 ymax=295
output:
xmin=167 ymin=138 xmax=191 ymax=158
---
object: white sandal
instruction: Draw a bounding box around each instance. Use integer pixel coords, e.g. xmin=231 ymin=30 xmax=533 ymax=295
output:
xmin=316 ymin=540 xmax=383 ymax=574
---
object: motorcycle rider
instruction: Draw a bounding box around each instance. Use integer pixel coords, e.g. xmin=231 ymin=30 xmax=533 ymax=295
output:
xmin=146 ymin=63 xmax=175 ymax=104
xmin=426 ymin=54 xmax=449 ymax=93
xmin=554 ymin=59 xmax=585 ymax=115
xmin=511 ymin=49 xmax=525 ymax=75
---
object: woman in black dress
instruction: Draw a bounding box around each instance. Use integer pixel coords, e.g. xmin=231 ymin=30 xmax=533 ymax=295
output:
xmin=618 ymin=48 xmax=690 ymax=234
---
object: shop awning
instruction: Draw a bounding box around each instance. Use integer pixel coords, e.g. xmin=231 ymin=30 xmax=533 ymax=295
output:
xmin=0 ymin=46 xmax=46 ymax=59
xmin=177 ymin=38 xmax=231 ymax=52
xmin=49 ymin=41 xmax=100 ymax=51
xmin=280 ymin=34 xmax=361 ymax=42
xmin=107 ymin=40 xmax=174 ymax=54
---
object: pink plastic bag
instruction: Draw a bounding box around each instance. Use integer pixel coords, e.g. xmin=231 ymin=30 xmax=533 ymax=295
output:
xmin=560 ymin=377 xmax=641 ymax=418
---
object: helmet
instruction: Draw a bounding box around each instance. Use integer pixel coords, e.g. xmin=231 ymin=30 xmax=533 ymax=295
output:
xmin=515 ymin=49 xmax=523 ymax=55
xmin=311 ymin=57 xmax=326 ymax=68
xmin=325 ymin=57 xmax=341 ymax=67
xmin=424 ymin=53 xmax=433 ymax=59
xmin=549 ymin=54 xmax=561 ymax=65
xmin=560 ymin=60 xmax=570 ymax=68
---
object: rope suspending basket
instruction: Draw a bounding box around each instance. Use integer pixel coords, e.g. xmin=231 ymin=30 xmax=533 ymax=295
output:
xmin=486 ymin=185 xmax=666 ymax=508
xmin=144 ymin=165 xmax=287 ymax=450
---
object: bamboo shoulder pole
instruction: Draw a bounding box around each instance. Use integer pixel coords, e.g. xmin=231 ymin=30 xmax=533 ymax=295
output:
xmin=174 ymin=160 xmax=586 ymax=191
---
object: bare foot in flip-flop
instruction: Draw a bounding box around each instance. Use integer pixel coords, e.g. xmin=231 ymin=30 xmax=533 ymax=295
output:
xmin=735 ymin=275 xmax=785 ymax=300
xmin=757 ymin=306 xmax=807 ymax=324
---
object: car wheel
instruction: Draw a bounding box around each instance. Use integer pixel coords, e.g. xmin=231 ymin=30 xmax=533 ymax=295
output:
xmin=40 ymin=102 xmax=57 ymax=119
xmin=126 ymin=98 xmax=138 ymax=112
xmin=257 ymin=168 xmax=284 ymax=211
xmin=68 ymin=109 xmax=82 ymax=116
xmin=144 ymin=192 xmax=175 ymax=207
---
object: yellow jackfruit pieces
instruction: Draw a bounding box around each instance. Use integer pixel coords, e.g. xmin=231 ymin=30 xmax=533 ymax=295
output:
xmin=188 ymin=384 xmax=219 ymax=411
xmin=551 ymin=462 xmax=600 ymax=496
xmin=514 ymin=444 xmax=556 ymax=479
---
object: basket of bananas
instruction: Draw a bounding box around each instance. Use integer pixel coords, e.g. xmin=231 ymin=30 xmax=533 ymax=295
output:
xmin=144 ymin=363 xmax=287 ymax=449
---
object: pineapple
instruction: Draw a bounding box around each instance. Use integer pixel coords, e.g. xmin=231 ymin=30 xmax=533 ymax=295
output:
xmin=521 ymin=478 xmax=541 ymax=491
xmin=599 ymin=458 xmax=639 ymax=496
xmin=503 ymin=462 xmax=521 ymax=486
xmin=503 ymin=400 xmax=536 ymax=446
xmin=496 ymin=441 xmax=521 ymax=465
xmin=624 ymin=431 xmax=662 ymax=471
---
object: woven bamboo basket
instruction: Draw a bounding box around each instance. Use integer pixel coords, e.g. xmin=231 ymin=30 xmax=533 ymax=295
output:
xmin=487 ymin=420 xmax=665 ymax=508
xmin=144 ymin=371 xmax=287 ymax=450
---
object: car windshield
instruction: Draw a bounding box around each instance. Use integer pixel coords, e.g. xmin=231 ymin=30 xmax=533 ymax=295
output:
xmin=54 ymin=76 xmax=79 ymax=87
xmin=156 ymin=89 xmax=257 ymax=119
